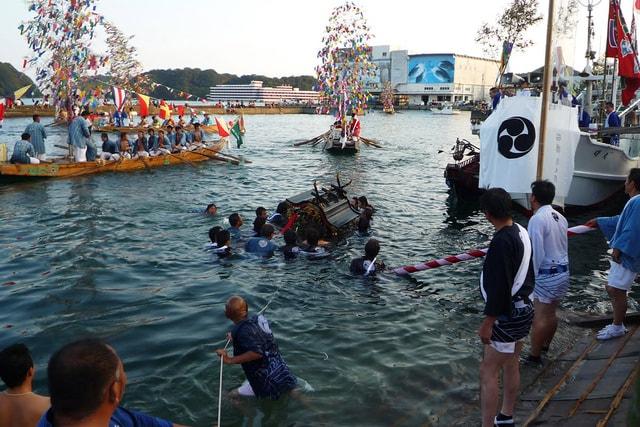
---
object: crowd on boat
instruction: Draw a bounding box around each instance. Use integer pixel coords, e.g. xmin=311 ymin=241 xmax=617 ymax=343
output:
xmin=9 ymin=111 xmax=219 ymax=165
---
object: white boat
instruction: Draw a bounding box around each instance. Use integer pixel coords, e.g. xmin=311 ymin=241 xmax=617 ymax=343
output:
xmin=433 ymin=104 xmax=459 ymax=115
xmin=510 ymin=133 xmax=640 ymax=209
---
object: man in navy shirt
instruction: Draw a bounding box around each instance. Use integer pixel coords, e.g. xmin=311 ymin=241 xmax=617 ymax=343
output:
xmin=216 ymin=296 xmax=297 ymax=399
xmin=245 ymin=224 xmax=278 ymax=257
xmin=603 ymin=101 xmax=621 ymax=146
xmin=37 ymin=339 xmax=186 ymax=427
xmin=477 ymin=188 xmax=534 ymax=427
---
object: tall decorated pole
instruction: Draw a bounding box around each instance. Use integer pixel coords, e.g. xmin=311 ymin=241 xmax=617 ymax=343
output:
xmin=103 ymin=21 xmax=148 ymax=92
xmin=315 ymin=1 xmax=376 ymax=120
xmin=19 ymin=0 xmax=107 ymax=118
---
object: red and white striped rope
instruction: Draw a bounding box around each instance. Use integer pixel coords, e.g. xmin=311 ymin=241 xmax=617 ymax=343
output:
xmin=392 ymin=224 xmax=596 ymax=276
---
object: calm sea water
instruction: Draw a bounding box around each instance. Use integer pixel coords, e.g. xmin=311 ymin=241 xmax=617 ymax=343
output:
xmin=0 ymin=112 xmax=630 ymax=426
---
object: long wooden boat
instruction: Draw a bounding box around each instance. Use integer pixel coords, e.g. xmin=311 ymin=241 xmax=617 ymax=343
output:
xmin=324 ymin=134 xmax=359 ymax=155
xmin=0 ymin=140 xmax=228 ymax=181
xmin=93 ymin=124 xmax=219 ymax=134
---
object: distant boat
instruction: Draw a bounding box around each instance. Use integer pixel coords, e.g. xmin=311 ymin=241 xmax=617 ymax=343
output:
xmin=432 ymin=104 xmax=459 ymax=115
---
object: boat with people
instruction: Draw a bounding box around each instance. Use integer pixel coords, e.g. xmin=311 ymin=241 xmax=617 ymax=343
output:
xmin=0 ymin=140 xmax=233 ymax=182
xmin=432 ymin=103 xmax=459 ymax=115
xmin=93 ymin=124 xmax=219 ymax=134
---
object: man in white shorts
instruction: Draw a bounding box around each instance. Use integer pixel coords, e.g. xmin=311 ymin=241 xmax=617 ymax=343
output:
xmin=526 ymin=180 xmax=569 ymax=363
xmin=477 ymin=188 xmax=535 ymax=427
xmin=587 ymin=168 xmax=640 ymax=340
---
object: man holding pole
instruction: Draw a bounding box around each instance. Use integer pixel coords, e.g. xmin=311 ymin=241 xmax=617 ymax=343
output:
xmin=587 ymin=168 xmax=640 ymax=340
xmin=477 ymin=188 xmax=534 ymax=427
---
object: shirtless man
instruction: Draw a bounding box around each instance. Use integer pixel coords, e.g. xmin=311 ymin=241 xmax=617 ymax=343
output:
xmin=0 ymin=343 xmax=50 ymax=427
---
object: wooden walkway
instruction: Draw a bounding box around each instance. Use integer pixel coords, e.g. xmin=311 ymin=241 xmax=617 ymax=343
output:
xmin=516 ymin=324 xmax=640 ymax=426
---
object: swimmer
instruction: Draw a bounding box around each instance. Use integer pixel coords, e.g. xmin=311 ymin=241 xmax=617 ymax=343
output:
xmin=207 ymin=226 xmax=222 ymax=249
xmin=204 ymin=203 xmax=218 ymax=216
xmin=282 ymin=230 xmax=301 ymax=260
xmin=227 ymin=213 xmax=244 ymax=242
xmin=350 ymin=239 xmax=385 ymax=276
xmin=215 ymin=296 xmax=297 ymax=400
xmin=214 ymin=230 xmax=232 ymax=258
xmin=253 ymin=207 xmax=268 ymax=235
xmin=351 ymin=197 xmax=359 ymax=210
xmin=245 ymin=224 xmax=278 ymax=257
xmin=267 ymin=202 xmax=289 ymax=228
xmin=358 ymin=196 xmax=374 ymax=213
xmin=358 ymin=208 xmax=373 ymax=233
xmin=300 ymin=228 xmax=327 ymax=256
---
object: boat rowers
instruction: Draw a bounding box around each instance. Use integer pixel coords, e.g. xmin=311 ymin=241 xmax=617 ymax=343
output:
xmin=10 ymin=133 xmax=40 ymax=165
xmin=67 ymin=110 xmax=91 ymax=162
xmin=23 ymin=114 xmax=47 ymax=161
xmin=348 ymin=112 xmax=361 ymax=141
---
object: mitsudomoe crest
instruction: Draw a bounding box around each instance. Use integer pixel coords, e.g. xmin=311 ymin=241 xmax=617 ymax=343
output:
xmin=497 ymin=117 xmax=536 ymax=159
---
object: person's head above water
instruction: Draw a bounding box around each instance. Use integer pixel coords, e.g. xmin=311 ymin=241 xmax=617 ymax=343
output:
xmin=0 ymin=343 xmax=34 ymax=389
xmin=364 ymin=238 xmax=380 ymax=260
xmin=255 ymin=207 xmax=267 ymax=218
xmin=358 ymin=196 xmax=369 ymax=207
xmin=225 ymin=295 xmax=248 ymax=323
xmin=208 ymin=226 xmax=222 ymax=243
xmin=216 ymin=229 xmax=231 ymax=248
xmin=261 ymin=224 xmax=275 ymax=239
xmin=205 ymin=203 xmax=217 ymax=216
xmin=228 ymin=213 xmax=243 ymax=228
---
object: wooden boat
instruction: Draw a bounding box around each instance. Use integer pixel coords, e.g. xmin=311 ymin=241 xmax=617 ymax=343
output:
xmin=383 ymin=106 xmax=395 ymax=114
xmin=323 ymin=131 xmax=359 ymax=155
xmin=279 ymin=176 xmax=361 ymax=240
xmin=93 ymin=124 xmax=219 ymax=134
xmin=0 ymin=140 xmax=228 ymax=181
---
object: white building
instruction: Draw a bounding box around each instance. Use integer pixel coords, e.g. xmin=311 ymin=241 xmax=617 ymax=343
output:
xmin=207 ymin=81 xmax=320 ymax=105
xmin=369 ymin=46 xmax=500 ymax=105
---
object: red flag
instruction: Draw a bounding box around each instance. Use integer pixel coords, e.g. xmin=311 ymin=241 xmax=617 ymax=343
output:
xmin=215 ymin=117 xmax=230 ymax=137
xmin=0 ymin=99 xmax=4 ymax=122
xmin=177 ymin=105 xmax=185 ymax=117
xmin=607 ymin=0 xmax=620 ymax=58
xmin=159 ymin=100 xmax=171 ymax=120
xmin=137 ymin=94 xmax=150 ymax=116
xmin=612 ymin=1 xmax=640 ymax=104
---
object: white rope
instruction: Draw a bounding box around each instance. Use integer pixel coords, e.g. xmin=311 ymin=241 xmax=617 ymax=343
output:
xmin=217 ymin=339 xmax=230 ymax=427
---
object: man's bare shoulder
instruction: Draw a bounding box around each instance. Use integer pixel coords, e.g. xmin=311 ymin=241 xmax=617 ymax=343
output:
xmin=0 ymin=392 xmax=50 ymax=427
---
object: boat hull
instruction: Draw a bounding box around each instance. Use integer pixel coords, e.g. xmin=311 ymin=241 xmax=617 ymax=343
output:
xmin=325 ymin=137 xmax=359 ymax=155
xmin=445 ymin=134 xmax=640 ymax=209
xmin=0 ymin=141 xmax=227 ymax=181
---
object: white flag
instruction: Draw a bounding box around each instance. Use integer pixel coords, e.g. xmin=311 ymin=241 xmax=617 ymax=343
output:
xmin=479 ymin=96 xmax=579 ymax=198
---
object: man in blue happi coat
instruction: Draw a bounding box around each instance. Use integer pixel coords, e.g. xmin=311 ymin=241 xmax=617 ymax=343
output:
xmin=603 ymin=102 xmax=621 ymax=146
xmin=587 ymin=168 xmax=640 ymax=340
xmin=10 ymin=132 xmax=39 ymax=164
xmin=24 ymin=114 xmax=47 ymax=160
xmin=216 ymin=296 xmax=297 ymax=399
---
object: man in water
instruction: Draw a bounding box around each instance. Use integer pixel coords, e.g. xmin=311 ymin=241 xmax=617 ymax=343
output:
xmin=24 ymin=114 xmax=47 ymax=160
xmin=10 ymin=133 xmax=39 ymax=165
xmin=253 ymin=207 xmax=268 ymax=236
xmin=215 ymin=296 xmax=297 ymax=399
xmin=587 ymin=168 xmax=640 ymax=340
xmin=68 ymin=110 xmax=91 ymax=162
xmin=526 ymin=181 xmax=569 ymax=364
xmin=245 ymin=224 xmax=278 ymax=257
xmin=350 ymin=239 xmax=385 ymax=276
xmin=227 ymin=213 xmax=244 ymax=242
xmin=477 ymin=188 xmax=534 ymax=427
xmin=0 ymin=343 xmax=50 ymax=427
xmin=603 ymin=101 xmax=621 ymax=146
xmin=36 ymin=339 xmax=186 ymax=427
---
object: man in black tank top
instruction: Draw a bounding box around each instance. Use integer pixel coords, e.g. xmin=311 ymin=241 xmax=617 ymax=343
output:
xmin=478 ymin=188 xmax=534 ymax=427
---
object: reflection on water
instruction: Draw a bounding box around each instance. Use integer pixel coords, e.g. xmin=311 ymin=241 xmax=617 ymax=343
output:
xmin=0 ymin=112 xmax=628 ymax=425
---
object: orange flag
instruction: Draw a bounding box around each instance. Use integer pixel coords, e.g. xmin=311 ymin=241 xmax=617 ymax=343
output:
xmin=215 ymin=117 xmax=230 ymax=137
xmin=137 ymin=94 xmax=150 ymax=116
xmin=159 ymin=100 xmax=171 ymax=120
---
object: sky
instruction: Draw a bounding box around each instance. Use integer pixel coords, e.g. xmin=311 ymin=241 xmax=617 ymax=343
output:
xmin=0 ymin=0 xmax=633 ymax=80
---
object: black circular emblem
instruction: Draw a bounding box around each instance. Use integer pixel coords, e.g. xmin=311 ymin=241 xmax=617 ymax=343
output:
xmin=497 ymin=116 xmax=536 ymax=159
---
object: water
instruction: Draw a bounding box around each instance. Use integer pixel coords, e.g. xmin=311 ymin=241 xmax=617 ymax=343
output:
xmin=0 ymin=112 xmax=630 ymax=425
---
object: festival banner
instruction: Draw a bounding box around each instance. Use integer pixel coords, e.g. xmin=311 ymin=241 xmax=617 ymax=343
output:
xmin=13 ymin=84 xmax=32 ymax=100
xmin=112 ymin=87 xmax=127 ymax=112
xmin=479 ymin=97 xmax=579 ymax=198
xmin=230 ymin=120 xmax=244 ymax=148
xmin=607 ymin=0 xmax=620 ymax=58
xmin=137 ymin=94 xmax=150 ymax=116
xmin=610 ymin=1 xmax=640 ymax=104
xmin=215 ymin=117 xmax=230 ymax=138
xmin=159 ymin=100 xmax=171 ymax=120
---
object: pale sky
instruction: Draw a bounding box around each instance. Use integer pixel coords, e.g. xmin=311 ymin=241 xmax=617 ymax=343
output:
xmin=0 ymin=0 xmax=632 ymax=80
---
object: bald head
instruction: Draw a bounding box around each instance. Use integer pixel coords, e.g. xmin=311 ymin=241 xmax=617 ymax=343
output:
xmin=225 ymin=296 xmax=248 ymax=322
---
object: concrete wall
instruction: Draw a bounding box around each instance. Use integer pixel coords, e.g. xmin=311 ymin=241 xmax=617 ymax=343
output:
xmin=390 ymin=50 xmax=408 ymax=86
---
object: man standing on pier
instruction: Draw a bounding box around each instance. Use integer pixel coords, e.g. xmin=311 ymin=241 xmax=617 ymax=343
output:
xmin=587 ymin=168 xmax=640 ymax=340
xmin=525 ymin=181 xmax=569 ymax=364
xmin=477 ymin=188 xmax=534 ymax=427
xmin=24 ymin=114 xmax=47 ymax=160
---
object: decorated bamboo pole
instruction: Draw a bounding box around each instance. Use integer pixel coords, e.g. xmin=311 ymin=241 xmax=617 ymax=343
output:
xmin=392 ymin=224 xmax=596 ymax=276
